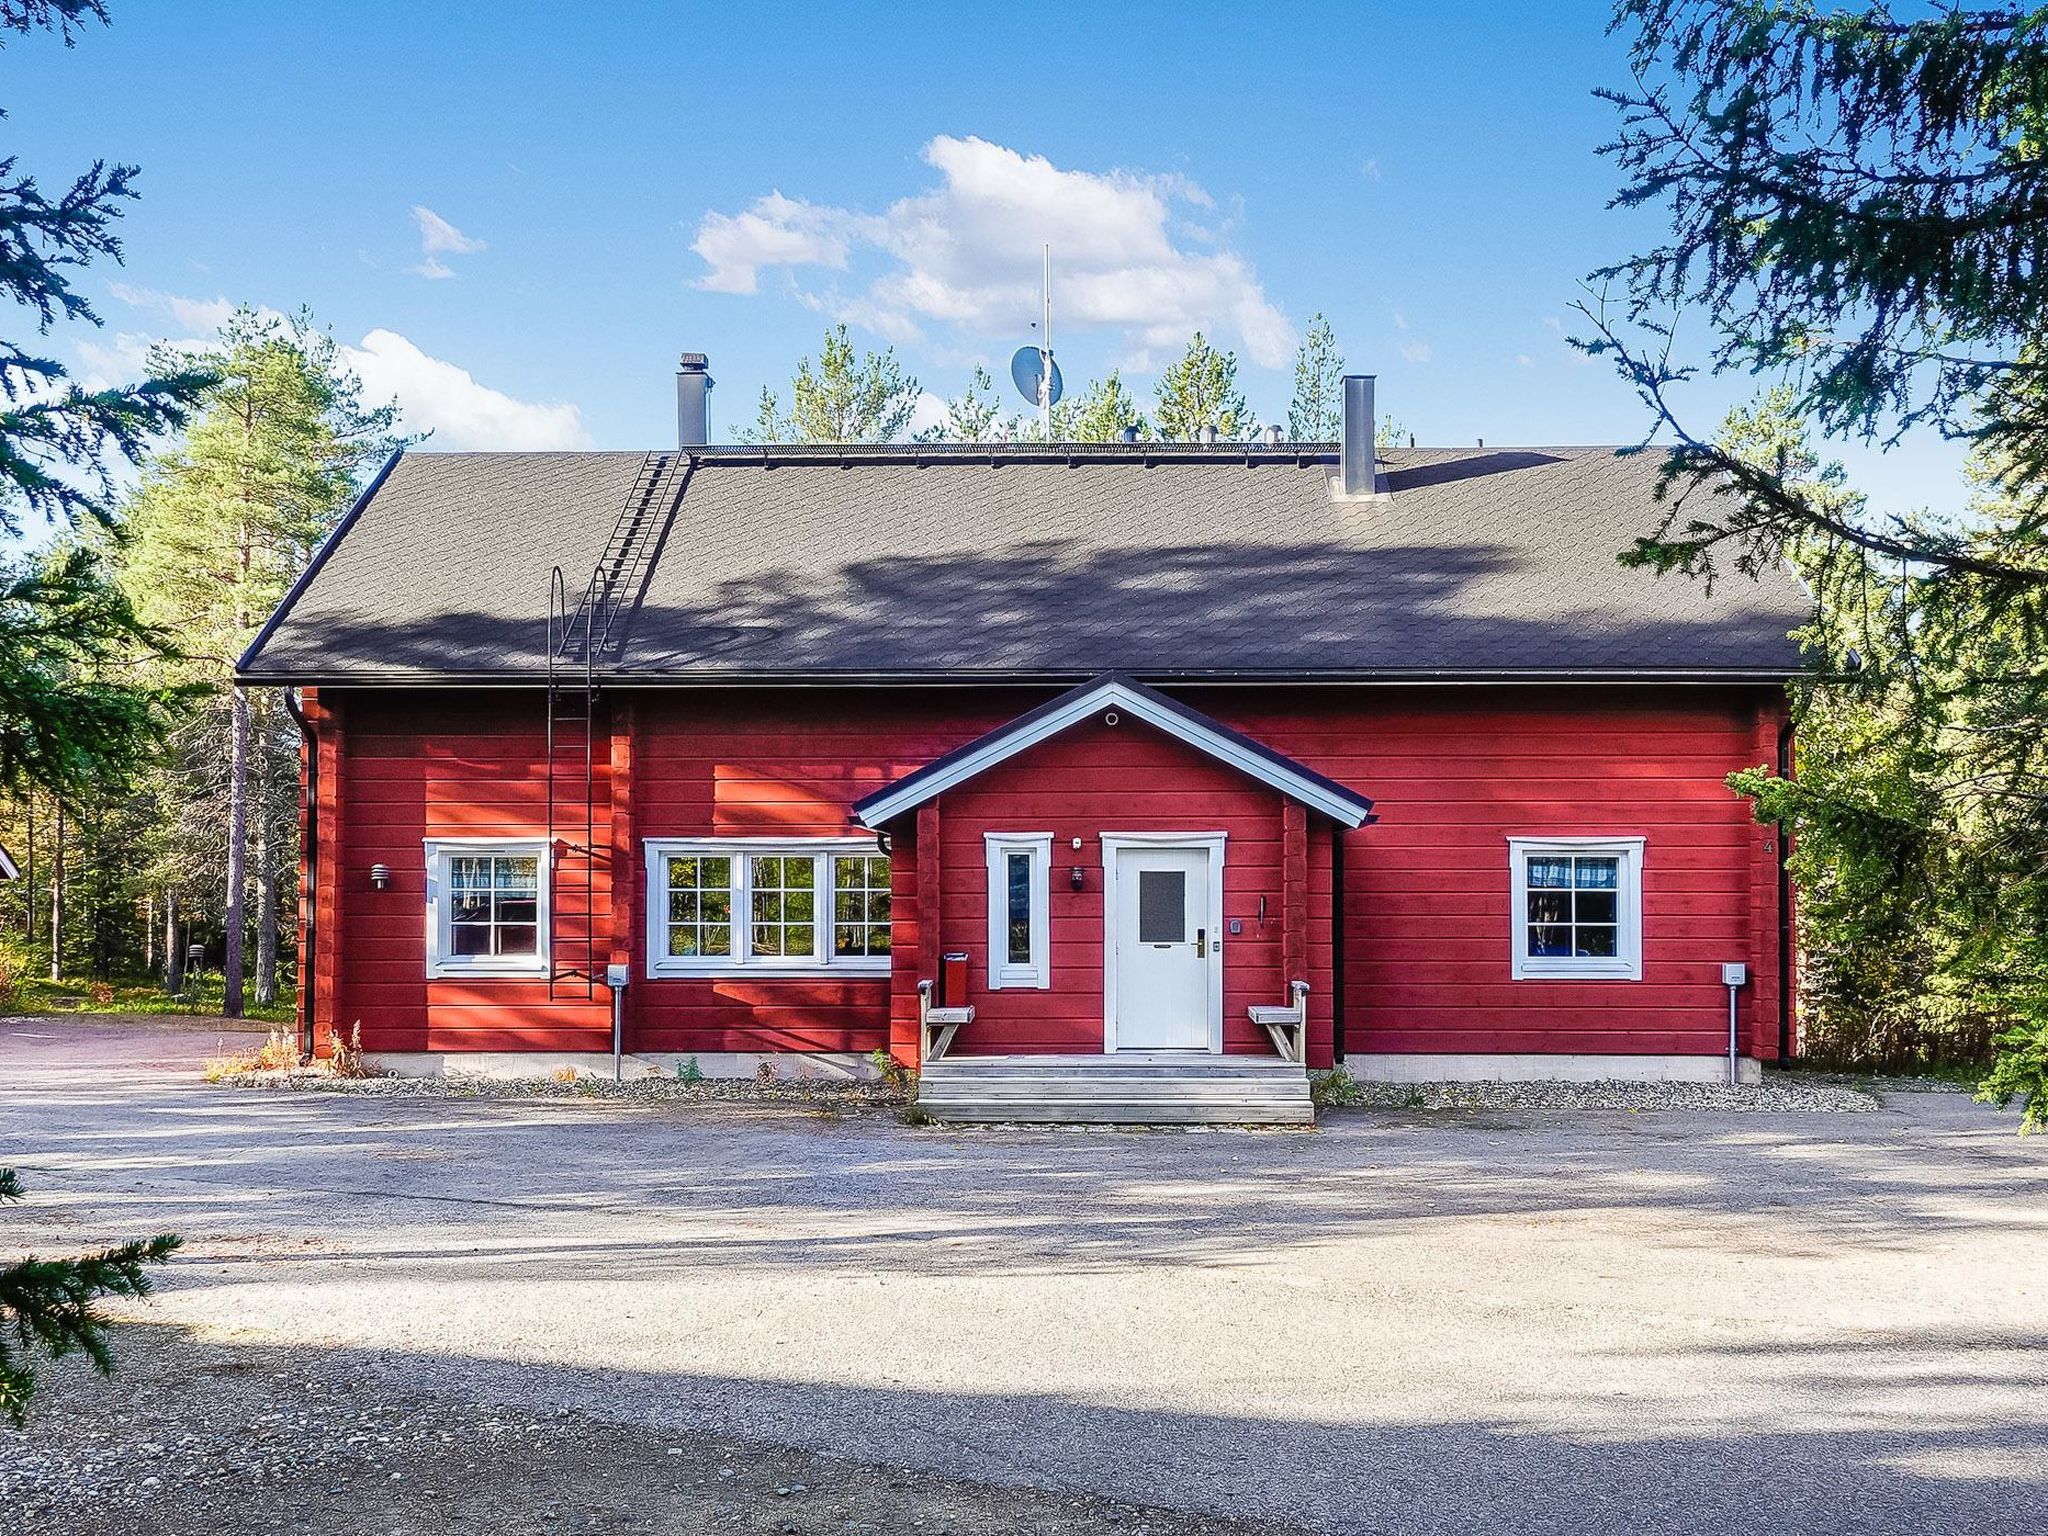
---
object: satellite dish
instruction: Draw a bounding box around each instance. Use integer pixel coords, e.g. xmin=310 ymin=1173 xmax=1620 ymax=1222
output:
xmin=1010 ymin=345 xmax=1063 ymax=408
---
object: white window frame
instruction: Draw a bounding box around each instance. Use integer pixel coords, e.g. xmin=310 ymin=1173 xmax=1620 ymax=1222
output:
xmin=643 ymin=837 xmax=891 ymax=979
xmin=984 ymin=832 xmax=1052 ymax=989
xmin=1507 ymin=836 xmax=1646 ymax=981
xmin=423 ymin=836 xmax=551 ymax=980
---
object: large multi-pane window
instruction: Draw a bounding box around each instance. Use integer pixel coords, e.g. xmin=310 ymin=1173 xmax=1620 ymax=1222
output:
xmin=645 ymin=840 xmax=889 ymax=975
xmin=1507 ymin=837 xmax=1644 ymax=981
xmin=425 ymin=839 xmax=549 ymax=978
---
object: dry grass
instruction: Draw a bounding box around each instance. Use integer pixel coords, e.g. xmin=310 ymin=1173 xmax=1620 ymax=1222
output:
xmin=329 ymin=1022 xmax=375 ymax=1079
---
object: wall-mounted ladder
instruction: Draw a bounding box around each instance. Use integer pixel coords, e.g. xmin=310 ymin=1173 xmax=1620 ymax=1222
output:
xmin=544 ymin=453 xmax=692 ymax=1000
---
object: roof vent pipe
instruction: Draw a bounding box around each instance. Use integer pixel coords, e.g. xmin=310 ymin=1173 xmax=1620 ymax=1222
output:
xmin=1198 ymin=424 xmax=1219 ymax=444
xmin=1341 ymin=374 xmax=1378 ymax=496
xmin=1264 ymin=424 xmax=1284 ymax=446
xmin=677 ymin=353 xmax=713 ymax=447
xmin=1118 ymin=424 xmax=1141 ymax=443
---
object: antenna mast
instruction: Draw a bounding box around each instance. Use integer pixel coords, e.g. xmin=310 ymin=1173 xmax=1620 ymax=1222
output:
xmin=1039 ymin=243 xmax=1052 ymax=439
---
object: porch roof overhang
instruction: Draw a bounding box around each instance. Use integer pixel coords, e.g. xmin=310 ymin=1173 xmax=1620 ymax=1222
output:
xmin=851 ymin=673 xmax=1378 ymax=830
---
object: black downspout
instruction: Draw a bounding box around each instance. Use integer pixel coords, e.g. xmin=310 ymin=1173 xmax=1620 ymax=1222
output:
xmin=284 ymin=687 xmax=316 ymax=1060
xmin=1775 ymin=714 xmax=1794 ymax=1063
xmin=1331 ymin=826 xmax=1347 ymax=1066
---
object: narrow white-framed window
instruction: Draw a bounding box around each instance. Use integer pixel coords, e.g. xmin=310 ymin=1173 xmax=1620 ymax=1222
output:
xmin=643 ymin=838 xmax=891 ymax=978
xmin=1507 ymin=836 xmax=1645 ymax=981
xmin=424 ymin=837 xmax=550 ymax=979
xmin=984 ymin=832 xmax=1051 ymax=989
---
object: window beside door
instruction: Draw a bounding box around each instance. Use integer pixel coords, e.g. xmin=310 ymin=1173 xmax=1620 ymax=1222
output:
xmin=1506 ymin=836 xmax=1645 ymax=980
xmin=984 ymin=832 xmax=1051 ymax=989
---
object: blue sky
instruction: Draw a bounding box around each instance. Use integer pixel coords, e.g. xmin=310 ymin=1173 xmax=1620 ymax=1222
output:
xmin=10 ymin=0 xmax=1963 ymax=515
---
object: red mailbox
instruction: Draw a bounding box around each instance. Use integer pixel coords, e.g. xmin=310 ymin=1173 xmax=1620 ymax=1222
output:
xmin=941 ymin=952 xmax=970 ymax=1008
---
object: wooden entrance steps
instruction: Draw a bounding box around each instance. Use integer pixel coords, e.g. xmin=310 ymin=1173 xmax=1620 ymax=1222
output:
xmin=917 ymin=1054 xmax=1314 ymax=1126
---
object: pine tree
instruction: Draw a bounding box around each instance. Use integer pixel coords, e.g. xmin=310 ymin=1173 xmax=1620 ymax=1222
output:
xmin=1586 ymin=0 xmax=2048 ymax=594
xmin=119 ymin=308 xmax=399 ymax=1016
xmin=0 ymin=1167 xmax=180 ymax=1425
xmin=1066 ymin=372 xmax=1149 ymax=442
xmin=1287 ymin=314 xmax=1344 ymax=440
xmin=741 ymin=324 xmax=921 ymax=443
xmin=0 ymin=1 xmax=206 ymax=803
xmin=917 ymin=365 xmax=1013 ymax=443
xmin=0 ymin=0 xmax=188 ymax=1425
xmin=1153 ymin=333 xmax=1256 ymax=441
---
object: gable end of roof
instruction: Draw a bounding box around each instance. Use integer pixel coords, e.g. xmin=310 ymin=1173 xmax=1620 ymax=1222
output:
xmin=852 ymin=674 xmax=1378 ymax=828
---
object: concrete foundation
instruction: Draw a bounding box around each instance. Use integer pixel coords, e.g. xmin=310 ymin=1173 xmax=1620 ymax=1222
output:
xmin=1348 ymin=1052 xmax=1763 ymax=1085
xmin=362 ymin=1051 xmax=882 ymax=1082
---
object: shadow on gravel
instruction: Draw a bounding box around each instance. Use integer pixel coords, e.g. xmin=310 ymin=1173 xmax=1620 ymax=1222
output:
xmin=16 ymin=1320 xmax=2046 ymax=1536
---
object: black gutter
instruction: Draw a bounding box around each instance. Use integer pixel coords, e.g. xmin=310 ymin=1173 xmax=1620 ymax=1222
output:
xmin=283 ymin=686 xmax=316 ymax=1060
xmin=236 ymin=666 xmax=1812 ymax=690
xmin=1777 ymin=712 xmax=1796 ymax=1062
xmin=1331 ymin=826 xmax=1347 ymax=1068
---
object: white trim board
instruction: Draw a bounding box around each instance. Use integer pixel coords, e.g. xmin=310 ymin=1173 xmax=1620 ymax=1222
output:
xmin=642 ymin=836 xmax=891 ymax=980
xmin=854 ymin=677 xmax=1373 ymax=828
xmin=422 ymin=835 xmax=551 ymax=980
xmin=1506 ymin=835 xmax=1646 ymax=982
xmin=1100 ymin=832 xmax=1227 ymax=1056
xmin=984 ymin=832 xmax=1052 ymax=989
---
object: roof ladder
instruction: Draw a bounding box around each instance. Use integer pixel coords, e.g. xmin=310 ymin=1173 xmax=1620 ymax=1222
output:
xmin=542 ymin=454 xmax=688 ymax=1002
xmin=545 ymin=567 xmax=597 ymax=1001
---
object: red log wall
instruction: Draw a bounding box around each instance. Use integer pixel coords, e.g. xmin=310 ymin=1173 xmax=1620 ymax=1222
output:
xmin=315 ymin=684 xmax=1786 ymax=1066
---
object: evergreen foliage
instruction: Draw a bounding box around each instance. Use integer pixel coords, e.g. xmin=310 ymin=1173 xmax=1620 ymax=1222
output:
xmin=0 ymin=0 xmax=208 ymax=806
xmin=1064 ymin=371 xmax=1149 ymax=442
xmin=0 ymin=1166 xmax=179 ymax=1425
xmin=1153 ymin=333 xmax=1256 ymax=441
xmin=117 ymin=308 xmax=400 ymax=1015
xmin=743 ymin=324 xmax=921 ymax=443
xmin=1287 ymin=314 xmax=1344 ymax=440
xmin=1591 ymin=3 xmax=2048 ymax=1125
xmin=916 ymin=365 xmax=1011 ymax=443
xmin=1585 ymin=0 xmax=2048 ymax=592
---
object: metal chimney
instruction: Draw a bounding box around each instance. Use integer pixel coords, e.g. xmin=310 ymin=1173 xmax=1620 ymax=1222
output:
xmin=676 ymin=353 xmax=713 ymax=447
xmin=1341 ymin=374 xmax=1378 ymax=496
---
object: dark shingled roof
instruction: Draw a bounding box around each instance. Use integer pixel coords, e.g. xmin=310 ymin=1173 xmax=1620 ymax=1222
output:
xmin=237 ymin=443 xmax=1810 ymax=684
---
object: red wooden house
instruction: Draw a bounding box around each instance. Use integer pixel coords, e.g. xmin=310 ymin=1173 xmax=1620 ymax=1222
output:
xmin=238 ymin=365 xmax=1806 ymax=1121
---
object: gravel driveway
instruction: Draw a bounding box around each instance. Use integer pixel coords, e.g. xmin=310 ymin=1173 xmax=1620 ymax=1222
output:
xmin=4 ymin=1015 xmax=2045 ymax=1535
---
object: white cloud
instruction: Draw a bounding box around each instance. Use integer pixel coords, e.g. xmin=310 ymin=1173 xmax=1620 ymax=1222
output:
xmin=1516 ymin=352 xmax=1535 ymax=368
xmin=690 ymin=135 xmax=1295 ymax=367
xmin=106 ymin=282 xmax=243 ymax=334
xmin=410 ymin=205 xmax=485 ymax=280
xmin=1360 ymin=158 xmax=1382 ymax=182
xmin=1400 ymin=340 xmax=1433 ymax=364
xmin=84 ymin=289 xmax=587 ymax=452
xmin=692 ymin=191 xmax=867 ymax=295
xmin=343 ymin=329 xmax=589 ymax=450
xmin=907 ymin=390 xmax=949 ymax=438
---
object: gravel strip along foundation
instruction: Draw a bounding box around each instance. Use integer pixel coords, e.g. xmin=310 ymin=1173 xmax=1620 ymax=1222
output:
xmin=1326 ymin=1076 xmax=1881 ymax=1113
xmin=225 ymin=1069 xmax=910 ymax=1108
xmin=228 ymin=1070 xmax=1881 ymax=1114
xmin=5 ymin=1335 xmax=1295 ymax=1536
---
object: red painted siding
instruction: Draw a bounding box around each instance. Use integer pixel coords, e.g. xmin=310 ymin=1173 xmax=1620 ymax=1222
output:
xmin=317 ymin=683 xmax=1787 ymax=1066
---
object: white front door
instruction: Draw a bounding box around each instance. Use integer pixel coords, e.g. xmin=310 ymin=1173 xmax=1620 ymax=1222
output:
xmin=1109 ymin=843 xmax=1216 ymax=1051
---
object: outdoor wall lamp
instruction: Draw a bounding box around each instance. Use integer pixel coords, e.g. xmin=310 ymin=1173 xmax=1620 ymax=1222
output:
xmin=1070 ymin=866 xmax=1085 ymax=891
xmin=369 ymin=863 xmax=391 ymax=891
